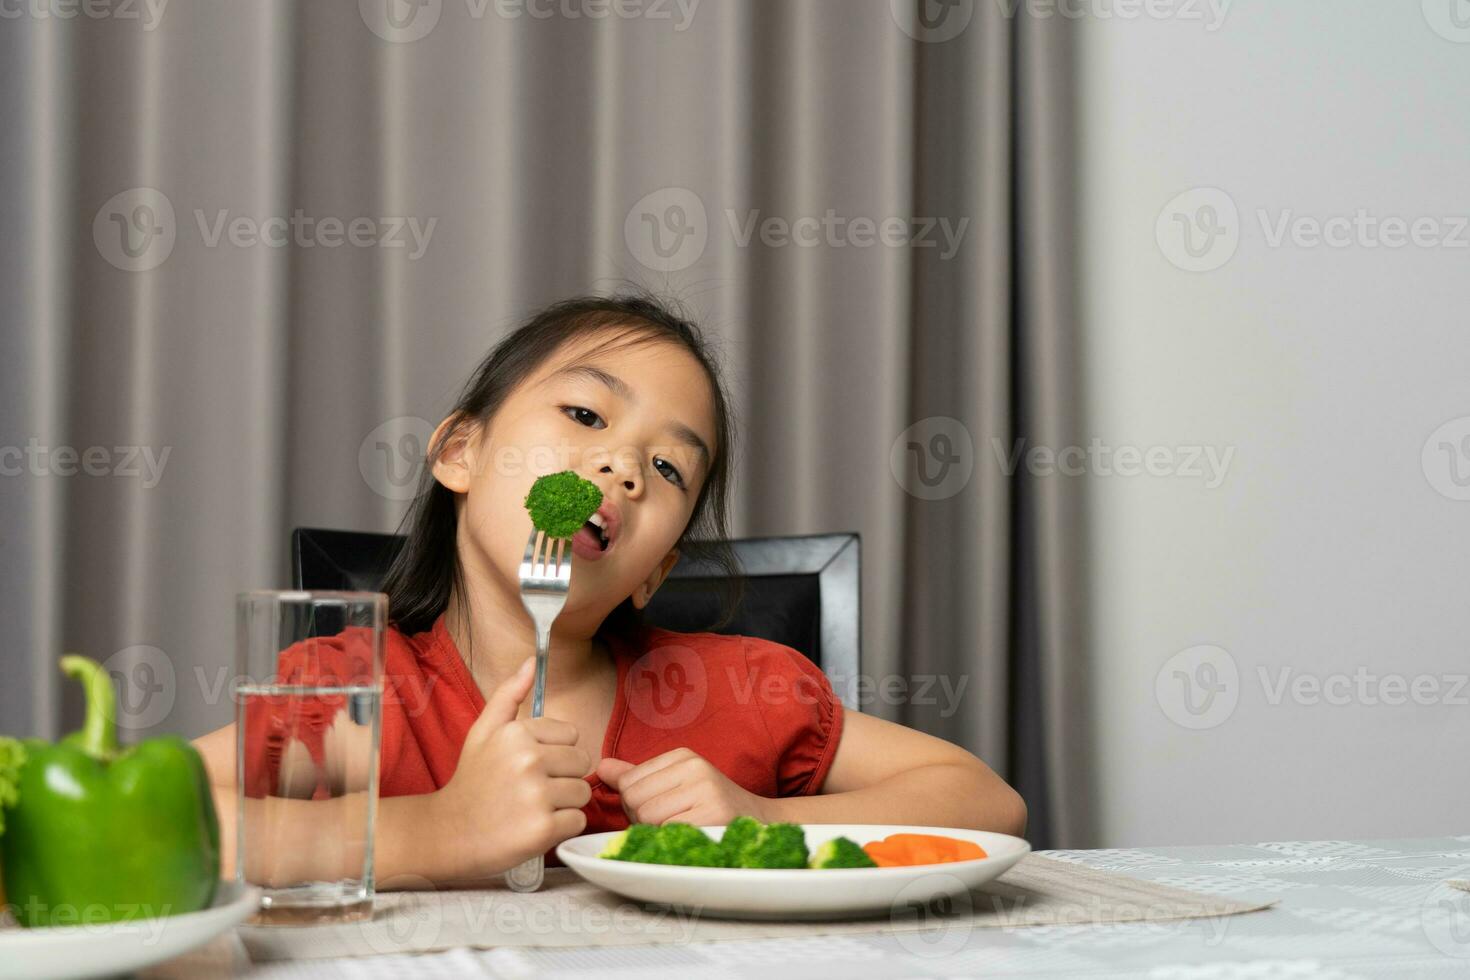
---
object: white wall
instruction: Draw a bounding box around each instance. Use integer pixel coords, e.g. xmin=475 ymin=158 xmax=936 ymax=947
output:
xmin=1077 ymin=0 xmax=1470 ymax=846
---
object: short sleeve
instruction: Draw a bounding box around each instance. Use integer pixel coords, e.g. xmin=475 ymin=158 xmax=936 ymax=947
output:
xmin=742 ymin=637 xmax=845 ymax=797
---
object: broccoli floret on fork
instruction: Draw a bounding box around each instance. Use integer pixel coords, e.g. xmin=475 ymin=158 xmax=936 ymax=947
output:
xmin=523 ymin=470 xmax=603 ymax=538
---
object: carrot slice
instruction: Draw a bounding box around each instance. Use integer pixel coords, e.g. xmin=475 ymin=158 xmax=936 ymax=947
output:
xmin=861 ymin=833 xmax=987 ymax=866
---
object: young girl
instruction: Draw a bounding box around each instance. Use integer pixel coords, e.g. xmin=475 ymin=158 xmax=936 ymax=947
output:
xmin=195 ymin=294 xmax=1026 ymax=886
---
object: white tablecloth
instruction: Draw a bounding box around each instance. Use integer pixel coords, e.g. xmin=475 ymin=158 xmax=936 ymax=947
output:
xmin=182 ymin=834 xmax=1470 ymax=978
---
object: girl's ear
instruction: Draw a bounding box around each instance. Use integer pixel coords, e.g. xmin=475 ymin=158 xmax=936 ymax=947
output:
xmin=633 ymin=547 xmax=680 ymax=609
xmin=429 ymin=414 xmax=480 ymax=494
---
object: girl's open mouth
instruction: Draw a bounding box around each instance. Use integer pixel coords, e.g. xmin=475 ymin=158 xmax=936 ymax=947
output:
xmin=570 ymin=514 xmax=612 ymax=561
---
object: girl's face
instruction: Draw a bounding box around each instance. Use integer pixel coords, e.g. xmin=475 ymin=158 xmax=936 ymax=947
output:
xmin=431 ymin=330 xmax=718 ymax=633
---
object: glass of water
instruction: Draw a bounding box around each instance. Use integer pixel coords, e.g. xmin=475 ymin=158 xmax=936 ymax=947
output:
xmin=235 ymin=590 xmax=386 ymax=924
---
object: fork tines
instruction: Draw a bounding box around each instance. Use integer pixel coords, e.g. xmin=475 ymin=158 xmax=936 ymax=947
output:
xmin=521 ymin=528 xmax=570 ymax=582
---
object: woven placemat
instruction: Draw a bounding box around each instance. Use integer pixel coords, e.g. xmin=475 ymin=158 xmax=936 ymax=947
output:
xmin=238 ymin=854 xmax=1277 ymax=961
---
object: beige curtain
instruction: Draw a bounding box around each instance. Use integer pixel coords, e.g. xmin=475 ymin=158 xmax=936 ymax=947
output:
xmin=0 ymin=0 xmax=1091 ymax=847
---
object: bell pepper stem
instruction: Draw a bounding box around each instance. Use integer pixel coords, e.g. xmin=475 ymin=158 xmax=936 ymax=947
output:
xmin=59 ymin=655 xmax=119 ymax=760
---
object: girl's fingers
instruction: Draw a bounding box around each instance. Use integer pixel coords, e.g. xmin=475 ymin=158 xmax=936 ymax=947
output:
xmin=596 ymin=757 xmax=636 ymax=786
xmin=540 ymin=744 xmax=593 ymax=778
xmin=552 ymin=806 xmax=588 ymax=841
xmin=548 ymin=776 xmax=593 ymax=810
xmin=636 ymin=789 xmax=696 ymax=827
xmin=618 ymin=760 xmax=692 ymax=811
xmin=522 ymin=717 xmax=579 ymax=746
xmin=612 ymin=747 xmax=694 ymax=791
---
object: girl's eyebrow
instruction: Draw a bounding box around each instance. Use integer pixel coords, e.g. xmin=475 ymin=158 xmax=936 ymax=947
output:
xmin=550 ymin=363 xmax=711 ymax=463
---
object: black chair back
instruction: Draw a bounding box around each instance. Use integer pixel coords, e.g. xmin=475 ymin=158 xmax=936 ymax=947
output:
xmin=291 ymin=528 xmax=862 ymax=708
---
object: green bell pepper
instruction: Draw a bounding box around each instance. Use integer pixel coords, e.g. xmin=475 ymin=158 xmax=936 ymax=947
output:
xmin=0 ymin=655 xmax=221 ymax=928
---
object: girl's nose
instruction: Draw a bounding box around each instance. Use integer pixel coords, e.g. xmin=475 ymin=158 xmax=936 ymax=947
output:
xmin=600 ymin=462 xmax=636 ymax=493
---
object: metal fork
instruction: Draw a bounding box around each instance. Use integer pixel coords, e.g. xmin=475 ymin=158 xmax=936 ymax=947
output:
xmin=503 ymin=527 xmax=572 ymax=893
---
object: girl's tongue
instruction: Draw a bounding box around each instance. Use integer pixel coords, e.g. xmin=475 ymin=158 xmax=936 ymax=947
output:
xmin=570 ymin=521 xmax=609 ymax=562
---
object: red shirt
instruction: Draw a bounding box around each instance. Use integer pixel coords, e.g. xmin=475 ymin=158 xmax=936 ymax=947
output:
xmin=242 ymin=614 xmax=844 ymax=846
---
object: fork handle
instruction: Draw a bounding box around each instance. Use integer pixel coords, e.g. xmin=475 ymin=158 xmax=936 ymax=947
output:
xmin=506 ymin=630 xmax=551 ymax=893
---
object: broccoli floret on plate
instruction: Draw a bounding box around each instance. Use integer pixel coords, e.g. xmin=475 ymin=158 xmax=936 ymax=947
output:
xmin=719 ymin=815 xmax=762 ymax=865
xmin=598 ymin=819 xmax=813 ymax=869
xmin=523 ymin=470 xmax=603 ymax=538
xmin=736 ymin=822 xmax=808 ymax=869
xmin=808 ymin=836 xmax=877 ymax=869
xmin=600 ymin=822 xmax=729 ymax=867
xmin=599 ymin=823 xmax=663 ymax=863
xmin=655 ymin=822 xmax=730 ymax=867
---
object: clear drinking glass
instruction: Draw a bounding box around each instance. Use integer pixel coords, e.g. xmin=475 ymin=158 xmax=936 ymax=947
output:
xmin=234 ymin=590 xmax=386 ymax=924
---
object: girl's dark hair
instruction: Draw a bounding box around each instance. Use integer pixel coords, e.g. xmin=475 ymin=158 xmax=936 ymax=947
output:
xmin=381 ymin=292 xmax=743 ymax=654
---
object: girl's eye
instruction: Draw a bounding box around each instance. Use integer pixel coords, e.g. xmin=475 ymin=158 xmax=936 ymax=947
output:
xmin=654 ymin=457 xmax=686 ymax=490
xmin=561 ymin=406 xmax=605 ymax=429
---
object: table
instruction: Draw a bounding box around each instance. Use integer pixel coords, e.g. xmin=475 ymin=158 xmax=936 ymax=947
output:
xmin=151 ymin=834 xmax=1470 ymax=978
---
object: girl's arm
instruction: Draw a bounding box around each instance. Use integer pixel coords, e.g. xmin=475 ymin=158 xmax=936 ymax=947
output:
xmin=599 ymin=714 xmax=1027 ymax=837
xmin=193 ymin=723 xmax=451 ymax=888
xmin=764 ymin=712 xmax=1028 ymax=836
xmin=191 ymin=657 xmax=592 ymax=887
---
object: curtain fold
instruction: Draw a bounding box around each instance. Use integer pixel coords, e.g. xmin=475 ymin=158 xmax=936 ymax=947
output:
xmin=0 ymin=0 xmax=1090 ymax=848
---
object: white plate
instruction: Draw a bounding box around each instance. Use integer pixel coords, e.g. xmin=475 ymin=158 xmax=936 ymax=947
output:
xmin=0 ymin=880 xmax=261 ymax=980
xmin=557 ymin=824 xmax=1030 ymax=920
